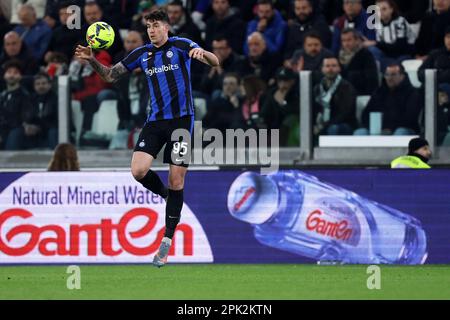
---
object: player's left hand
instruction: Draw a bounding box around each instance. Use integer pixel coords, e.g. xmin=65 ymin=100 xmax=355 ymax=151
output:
xmin=189 ymin=48 xmax=205 ymax=60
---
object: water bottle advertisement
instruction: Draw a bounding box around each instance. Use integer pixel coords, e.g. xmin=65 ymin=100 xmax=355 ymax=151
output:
xmin=0 ymin=170 xmax=449 ymax=265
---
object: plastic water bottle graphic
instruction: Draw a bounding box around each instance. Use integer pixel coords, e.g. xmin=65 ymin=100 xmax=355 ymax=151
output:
xmin=227 ymin=170 xmax=427 ymax=265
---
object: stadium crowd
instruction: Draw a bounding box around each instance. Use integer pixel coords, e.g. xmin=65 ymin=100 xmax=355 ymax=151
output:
xmin=0 ymin=0 xmax=449 ymax=150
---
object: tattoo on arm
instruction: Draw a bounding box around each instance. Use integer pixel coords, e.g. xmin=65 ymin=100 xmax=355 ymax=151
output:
xmin=88 ymin=59 xmax=128 ymax=83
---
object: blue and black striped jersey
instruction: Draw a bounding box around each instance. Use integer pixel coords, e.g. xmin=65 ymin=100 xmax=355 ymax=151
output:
xmin=120 ymin=36 xmax=200 ymax=122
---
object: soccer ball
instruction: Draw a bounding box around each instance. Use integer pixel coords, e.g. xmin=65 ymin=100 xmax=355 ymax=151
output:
xmin=86 ymin=21 xmax=115 ymax=50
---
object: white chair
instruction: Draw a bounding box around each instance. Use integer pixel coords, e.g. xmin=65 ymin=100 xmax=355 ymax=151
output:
xmin=71 ymin=100 xmax=83 ymax=146
xmin=91 ymin=100 xmax=119 ymax=138
xmin=402 ymin=59 xmax=423 ymax=88
xmin=356 ymin=95 xmax=371 ymax=126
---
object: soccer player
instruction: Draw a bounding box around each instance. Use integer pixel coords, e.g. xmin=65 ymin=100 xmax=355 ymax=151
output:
xmin=75 ymin=10 xmax=220 ymax=267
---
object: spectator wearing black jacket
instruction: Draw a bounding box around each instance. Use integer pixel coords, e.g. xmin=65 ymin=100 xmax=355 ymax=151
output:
xmin=260 ymin=67 xmax=300 ymax=146
xmin=415 ymin=0 xmax=450 ymax=58
xmin=167 ymin=0 xmax=202 ymax=45
xmin=0 ymin=61 xmax=33 ymax=150
xmin=0 ymin=31 xmax=39 ymax=76
xmin=418 ymin=27 xmax=450 ymax=86
xmin=238 ymin=32 xmax=282 ymax=84
xmin=339 ymin=28 xmax=379 ymax=95
xmin=46 ymin=1 xmax=83 ymax=63
xmin=313 ymin=57 xmax=357 ymax=136
xmin=355 ymin=63 xmax=423 ymax=135
xmin=284 ymin=0 xmax=332 ymax=61
xmin=200 ymin=35 xmax=244 ymax=97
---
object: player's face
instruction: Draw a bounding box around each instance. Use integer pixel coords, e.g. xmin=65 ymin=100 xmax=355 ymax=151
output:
xmin=147 ymin=20 xmax=169 ymax=46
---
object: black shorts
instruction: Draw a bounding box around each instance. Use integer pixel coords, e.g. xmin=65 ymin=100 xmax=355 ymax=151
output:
xmin=134 ymin=115 xmax=194 ymax=167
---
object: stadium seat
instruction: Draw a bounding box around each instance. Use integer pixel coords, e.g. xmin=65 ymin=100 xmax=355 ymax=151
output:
xmin=356 ymin=95 xmax=371 ymax=126
xmin=402 ymin=59 xmax=423 ymax=88
xmin=91 ymin=100 xmax=119 ymax=138
xmin=71 ymin=100 xmax=83 ymax=146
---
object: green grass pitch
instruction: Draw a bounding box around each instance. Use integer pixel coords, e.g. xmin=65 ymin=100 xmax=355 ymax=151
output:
xmin=0 ymin=264 xmax=449 ymax=300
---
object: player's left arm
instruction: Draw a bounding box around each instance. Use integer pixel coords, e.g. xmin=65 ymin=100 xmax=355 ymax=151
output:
xmin=189 ymin=48 xmax=220 ymax=67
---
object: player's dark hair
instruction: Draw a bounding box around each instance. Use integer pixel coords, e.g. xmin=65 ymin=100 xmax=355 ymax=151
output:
xmin=145 ymin=9 xmax=170 ymax=24
xmin=2 ymin=59 xmax=23 ymax=74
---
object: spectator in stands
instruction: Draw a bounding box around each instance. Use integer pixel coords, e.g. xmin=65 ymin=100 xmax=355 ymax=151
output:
xmin=69 ymin=47 xmax=114 ymax=138
xmin=243 ymin=0 xmax=288 ymax=56
xmin=0 ymin=60 xmax=33 ymax=150
xmin=44 ymin=0 xmax=84 ymax=29
xmin=46 ymin=1 xmax=83 ymax=62
xmin=391 ymin=137 xmax=432 ymax=168
xmin=92 ymin=0 xmax=137 ymax=29
xmin=48 ymin=143 xmax=80 ymax=171
xmin=200 ymin=34 xmax=244 ymax=97
xmin=288 ymin=31 xmax=334 ymax=84
xmin=44 ymin=51 xmax=69 ymax=79
xmin=10 ymin=0 xmax=46 ymax=25
xmin=130 ymin=1 xmax=157 ymax=43
xmin=365 ymin=0 xmax=416 ymax=72
xmin=167 ymin=0 xmax=202 ymax=45
xmin=339 ymin=28 xmax=379 ymax=95
xmin=15 ymin=73 xmax=58 ymax=149
xmin=331 ymin=0 xmax=376 ymax=55
xmin=418 ymin=27 xmax=450 ymax=86
xmin=355 ymin=63 xmax=423 ymax=135
xmin=416 ymin=0 xmax=450 ymax=58
xmin=313 ymin=57 xmax=357 ymax=135
xmin=0 ymin=7 xmax=12 ymax=50
xmin=205 ymin=0 xmax=246 ymax=54
xmin=260 ymin=67 xmax=300 ymax=146
xmin=203 ymin=72 xmax=242 ymax=134
xmin=437 ymin=83 xmax=450 ymax=146
xmin=112 ymin=30 xmax=148 ymax=129
xmin=284 ymin=0 xmax=332 ymax=61
xmin=238 ymin=74 xmax=267 ymax=129
xmin=82 ymin=1 xmax=124 ymax=58
xmin=239 ymin=31 xmax=282 ymax=83
xmin=0 ymin=31 xmax=39 ymax=76
xmin=393 ymin=0 xmax=430 ymax=24
xmin=13 ymin=4 xmax=52 ymax=61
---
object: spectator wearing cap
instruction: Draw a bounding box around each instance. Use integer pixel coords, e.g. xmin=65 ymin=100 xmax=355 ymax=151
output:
xmin=205 ymin=0 xmax=246 ymax=54
xmin=415 ymin=0 xmax=450 ymax=58
xmin=243 ymin=0 xmax=288 ymax=56
xmin=289 ymin=31 xmax=334 ymax=85
xmin=12 ymin=4 xmax=52 ymax=61
xmin=391 ymin=137 xmax=432 ymax=169
xmin=339 ymin=28 xmax=379 ymax=95
xmin=418 ymin=27 xmax=450 ymax=87
xmin=0 ymin=60 xmax=33 ymax=150
xmin=355 ymin=63 xmax=423 ymax=136
xmin=284 ymin=0 xmax=332 ymax=61
xmin=331 ymin=0 xmax=376 ymax=55
xmin=260 ymin=67 xmax=300 ymax=146
xmin=313 ymin=57 xmax=358 ymax=136
xmin=365 ymin=0 xmax=416 ymax=72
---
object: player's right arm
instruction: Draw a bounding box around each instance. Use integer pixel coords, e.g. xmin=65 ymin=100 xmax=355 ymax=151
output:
xmin=75 ymin=45 xmax=128 ymax=83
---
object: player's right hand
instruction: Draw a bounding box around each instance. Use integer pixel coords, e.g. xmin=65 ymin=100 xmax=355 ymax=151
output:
xmin=75 ymin=45 xmax=93 ymax=61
